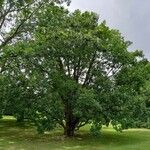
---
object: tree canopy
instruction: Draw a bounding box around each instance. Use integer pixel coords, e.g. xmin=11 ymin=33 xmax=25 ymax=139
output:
xmin=1 ymin=3 xmax=150 ymax=137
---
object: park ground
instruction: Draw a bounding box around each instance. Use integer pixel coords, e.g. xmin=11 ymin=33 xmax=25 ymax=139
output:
xmin=0 ymin=116 xmax=150 ymax=150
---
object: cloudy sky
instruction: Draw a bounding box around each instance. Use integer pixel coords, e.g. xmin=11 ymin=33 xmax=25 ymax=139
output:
xmin=69 ymin=0 xmax=150 ymax=59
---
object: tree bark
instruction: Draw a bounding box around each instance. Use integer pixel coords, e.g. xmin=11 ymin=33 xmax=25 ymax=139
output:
xmin=64 ymin=121 xmax=76 ymax=137
xmin=63 ymin=99 xmax=79 ymax=137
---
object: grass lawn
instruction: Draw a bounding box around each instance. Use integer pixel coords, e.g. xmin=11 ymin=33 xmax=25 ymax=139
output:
xmin=0 ymin=117 xmax=150 ymax=150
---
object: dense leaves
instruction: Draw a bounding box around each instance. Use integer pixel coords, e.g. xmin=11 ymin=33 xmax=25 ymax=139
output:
xmin=1 ymin=3 xmax=150 ymax=137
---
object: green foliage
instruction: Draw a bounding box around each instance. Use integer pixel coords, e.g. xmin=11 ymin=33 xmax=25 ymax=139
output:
xmin=1 ymin=3 xmax=150 ymax=137
xmin=0 ymin=0 xmax=71 ymax=50
xmin=90 ymin=121 xmax=102 ymax=136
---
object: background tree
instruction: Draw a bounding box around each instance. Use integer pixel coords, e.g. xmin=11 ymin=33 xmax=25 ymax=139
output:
xmin=0 ymin=0 xmax=70 ymax=46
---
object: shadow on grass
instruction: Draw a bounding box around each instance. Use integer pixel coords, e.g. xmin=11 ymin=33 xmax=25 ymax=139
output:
xmin=0 ymin=119 xmax=150 ymax=150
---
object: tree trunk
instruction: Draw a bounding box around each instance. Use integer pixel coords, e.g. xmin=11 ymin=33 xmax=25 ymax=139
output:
xmin=63 ymin=99 xmax=79 ymax=137
xmin=64 ymin=121 xmax=76 ymax=137
xmin=16 ymin=112 xmax=24 ymax=123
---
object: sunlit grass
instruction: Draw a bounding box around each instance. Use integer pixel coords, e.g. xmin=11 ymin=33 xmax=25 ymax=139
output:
xmin=0 ymin=116 xmax=150 ymax=150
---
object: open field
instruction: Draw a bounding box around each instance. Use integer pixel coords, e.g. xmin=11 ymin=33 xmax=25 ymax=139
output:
xmin=0 ymin=117 xmax=150 ymax=150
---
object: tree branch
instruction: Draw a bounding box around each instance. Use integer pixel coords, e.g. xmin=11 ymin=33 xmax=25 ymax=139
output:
xmin=0 ymin=2 xmax=44 ymax=49
xmin=83 ymin=52 xmax=96 ymax=86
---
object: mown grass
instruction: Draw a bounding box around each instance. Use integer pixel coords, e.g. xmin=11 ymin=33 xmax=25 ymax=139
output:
xmin=0 ymin=116 xmax=150 ymax=150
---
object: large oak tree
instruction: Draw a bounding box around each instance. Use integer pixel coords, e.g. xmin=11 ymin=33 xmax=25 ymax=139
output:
xmin=1 ymin=4 xmax=150 ymax=137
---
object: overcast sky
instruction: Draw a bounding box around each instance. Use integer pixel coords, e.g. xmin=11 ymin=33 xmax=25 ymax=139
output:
xmin=69 ymin=0 xmax=150 ymax=59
